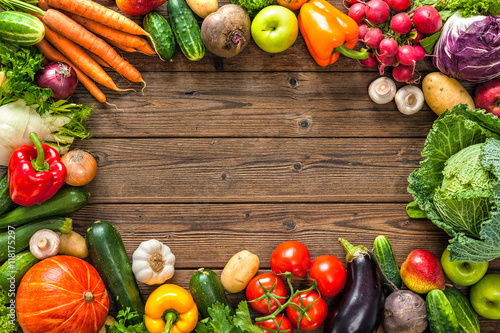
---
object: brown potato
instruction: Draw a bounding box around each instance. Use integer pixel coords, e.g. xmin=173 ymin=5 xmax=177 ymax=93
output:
xmin=221 ymin=250 xmax=259 ymax=293
xmin=186 ymin=0 xmax=218 ymax=18
xmin=57 ymin=231 xmax=89 ymax=259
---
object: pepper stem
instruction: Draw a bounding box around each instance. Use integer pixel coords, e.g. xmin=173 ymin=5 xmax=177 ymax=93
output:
xmin=163 ymin=310 xmax=179 ymax=333
xmin=333 ymin=45 xmax=369 ymax=60
xmin=338 ymin=238 xmax=368 ymax=262
xmin=30 ymin=132 xmax=49 ymax=172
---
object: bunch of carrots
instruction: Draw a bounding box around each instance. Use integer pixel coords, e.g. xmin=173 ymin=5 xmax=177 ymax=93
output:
xmin=15 ymin=0 xmax=156 ymax=102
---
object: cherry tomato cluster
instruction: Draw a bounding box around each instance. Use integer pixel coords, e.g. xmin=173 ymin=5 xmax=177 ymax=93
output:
xmin=246 ymin=241 xmax=347 ymax=332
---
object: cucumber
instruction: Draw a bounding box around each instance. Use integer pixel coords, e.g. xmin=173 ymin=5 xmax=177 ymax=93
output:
xmin=167 ymin=0 xmax=205 ymax=61
xmin=0 ymin=250 xmax=39 ymax=291
xmin=0 ymin=217 xmax=72 ymax=262
xmin=0 ymin=172 xmax=13 ymax=215
xmin=426 ymin=289 xmax=460 ymax=333
xmin=143 ymin=12 xmax=176 ymax=61
xmin=189 ymin=268 xmax=232 ymax=318
xmin=0 ymin=11 xmax=44 ymax=46
xmin=373 ymin=235 xmax=402 ymax=291
xmin=86 ymin=221 xmax=144 ymax=323
xmin=443 ymin=286 xmax=480 ymax=333
xmin=0 ymin=186 xmax=89 ymax=229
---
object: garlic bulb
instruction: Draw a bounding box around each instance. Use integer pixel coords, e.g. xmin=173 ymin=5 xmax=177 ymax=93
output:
xmin=132 ymin=239 xmax=175 ymax=285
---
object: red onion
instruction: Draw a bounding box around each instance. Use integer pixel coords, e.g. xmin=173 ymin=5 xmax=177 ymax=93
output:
xmin=35 ymin=62 xmax=78 ymax=100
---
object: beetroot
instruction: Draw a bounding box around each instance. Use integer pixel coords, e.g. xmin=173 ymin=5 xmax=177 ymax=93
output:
xmin=412 ymin=6 xmax=442 ymax=34
xmin=365 ymin=0 xmax=390 ymax=24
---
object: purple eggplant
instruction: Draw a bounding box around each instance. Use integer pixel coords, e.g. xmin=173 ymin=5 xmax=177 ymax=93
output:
xmin=324 ymin=238 xmax=384 ymax=333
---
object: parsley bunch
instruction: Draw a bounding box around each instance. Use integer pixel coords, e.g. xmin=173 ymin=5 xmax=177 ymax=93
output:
xmin=105 ymin=308 xmax=148 ymax=333
xmin=195 ymin=301 xmax=261 ymax=333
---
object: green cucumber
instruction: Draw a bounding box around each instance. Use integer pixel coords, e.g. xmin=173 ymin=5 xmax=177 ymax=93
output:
xmin=426 ymin=289 xmax=460 ymax=333
xmin=0 ymin=186 xmax=89 ymax=229
xmin=443 ymin=286 xmax=480 ymax=333
xmin=373 ymin=235 xmax=402 ymax=291
xmin=143 ymin=12 xmax=176 ymax=61
xmin=0 ymin=250 xmax=39 ymax=292
xmin=86 ymin=221 xmax=144 ymax=323
xmin=0 ymin=11 xmax=44 ymax=46
xmin=189 ymin=268 xmax=231 ymax=318
xmin=0 ymin=217 xmax=72 ymax=262
xmin=167 ymin=0 xmax=205 ymax=61
xmin=0 ymin=172 xmax=13 ymax=215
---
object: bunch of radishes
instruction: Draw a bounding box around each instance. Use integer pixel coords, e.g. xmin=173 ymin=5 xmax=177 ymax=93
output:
xmin=346 ymin=0 xmax=442 ymax=82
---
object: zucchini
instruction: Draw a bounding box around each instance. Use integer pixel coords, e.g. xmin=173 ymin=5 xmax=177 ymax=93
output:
xmin=0 ymin=250 xmax=39 ymax=291
xmin=0 ymin=217 xmax=72 ymax=262
xmin=0 ymin=172 xmax=13 ymax=215
xmin=443 ymin=286 xmax=480 ymax=333
xmin=0 ymin=186 xmax=89 ymax=229
xmin=167 ymin=0 xmax=205 ymax=61
xmin=86 ymin=221 xmax=145 ymax=323
xmin=373 ymin=235 xmax=402 ymax=291
xmin=189 ymin=268 xmax=232 ymax=318
xmin=143 ymin=12 xmax=176 ymax=61
xmin=0 ymin=11 xmax=44 ymax=46
xmin=426 ymin=289 xmax=460 ymax=333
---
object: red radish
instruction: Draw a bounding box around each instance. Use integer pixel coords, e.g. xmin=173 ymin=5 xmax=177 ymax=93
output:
xmin=365 ymin=0 xmax=390 ymax=24
xmin=345 ymin=0 xmax=358 ymax=3
xmin=364 ymin=28 xmax=383 ymax=49
xmin=412 ymin=6 xmax=442 ymax=34
xmin=385 ymin=0 xmax=411 ymax=11
xmin=358 ymin=53 xmax=378 ymax=68
xmin=392 ymin=64 xmax=415 ymax=82
xmin=390 ymin=13 xmax=412 ymax=34
xmin=348 ymin=3 xmax=365 ymax=23
xmin=377 ymin=53 xmax=397 ymax=66
xmin=378 ymin=38 xmax=399 ymax=57
xmin=396 ymin=45 xmax=417 ymax=66
xmin=413 ymin=45 xmax=426 ymax=61
xmin=410 ymin=28 xmax=424 ymax=45
xmin=358 ymin=23 xmax=368 ymax=40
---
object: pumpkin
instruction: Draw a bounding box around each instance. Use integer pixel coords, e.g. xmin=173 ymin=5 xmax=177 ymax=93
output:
xmin=16 ymin=255 xmax=109 ymax=333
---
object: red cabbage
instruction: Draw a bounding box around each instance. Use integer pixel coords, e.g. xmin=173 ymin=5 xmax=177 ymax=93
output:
xmin=433 ymin=12 xmax=500 ymax=82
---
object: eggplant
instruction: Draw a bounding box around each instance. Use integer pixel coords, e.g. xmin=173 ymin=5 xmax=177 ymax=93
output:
xmin=324 ymin=238 xmax=384 ymax=333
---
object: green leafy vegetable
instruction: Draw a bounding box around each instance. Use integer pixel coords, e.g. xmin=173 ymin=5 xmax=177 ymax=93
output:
xmin=105 ymin=308 xmax=148 ymax=333
xmin=407 ymin=104 xmax=500 ymax=262
xmin=195 ymin=301 xmax=261 ymax=333
xmin=0 ymin=289 xmax=17 ymax=333
xmin=229 ymin=0 xmax=272 ymax=17
xmin=411 ymin=0 xmax=500 ymax=17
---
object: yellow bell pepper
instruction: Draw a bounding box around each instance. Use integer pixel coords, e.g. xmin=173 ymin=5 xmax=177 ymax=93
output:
xmin=145 ymin=284 xmax=198 ymax=333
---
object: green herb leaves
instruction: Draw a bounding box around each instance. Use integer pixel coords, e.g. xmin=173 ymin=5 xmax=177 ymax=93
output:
xmin=105 ymin=308 xmax=148 ymax=333
xmin=195 ymin=301 xmax=261 ymax=333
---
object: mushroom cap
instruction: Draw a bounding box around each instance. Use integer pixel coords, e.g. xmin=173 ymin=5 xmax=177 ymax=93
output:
xmin=30 ymin=229 xmax=60 ymax=259
xmin=369 ymin=77 xmax=397 ymax=104
xmin=395 ymin=85 xmax=425 ymax=115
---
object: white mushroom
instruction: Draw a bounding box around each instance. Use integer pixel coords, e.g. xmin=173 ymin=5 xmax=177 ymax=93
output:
xmin=395 ymin=85 xmax=425 ymax=115
xmin=368 ymin=77 xmax=397 ymax=104
xmin=30 ymin=229 xmax=60 ymax=259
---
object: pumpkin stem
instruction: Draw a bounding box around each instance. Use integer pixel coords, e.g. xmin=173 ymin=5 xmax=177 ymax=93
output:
xmin=83 ymin=291 xmax=94 ymax=303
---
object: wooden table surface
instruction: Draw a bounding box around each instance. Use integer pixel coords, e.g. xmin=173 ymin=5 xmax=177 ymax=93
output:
xmin=7 ymin=0 xmax=500 ymax=331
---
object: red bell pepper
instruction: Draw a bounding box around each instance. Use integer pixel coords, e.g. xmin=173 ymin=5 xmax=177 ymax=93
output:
xmin=8 ymin=133 xmax=67 ymax=206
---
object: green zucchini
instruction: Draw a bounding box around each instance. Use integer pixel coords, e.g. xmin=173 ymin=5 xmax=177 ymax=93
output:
xmin=167 ymin=0 xmax=205 ymax=61
xmin=0 ymin=172 xmax=13 ymax=215
xmin=0 ymin=217 xmax=72 ymax=262
xmin=426 ymin=289 xmax=460 ymax=333
xmin=0 ymin=11 xmax=44 ymax=46
xmin=373 ymin=235 xmax=402 ymax=291
xmin=443 ymin=286 xmax=480 ymax=333
xmin=189 ymin=268 xmax=231 ymax=318
xmin=86 ymin=221 xmax=144 ymax=323
xmin=143 ymin=12 xmax=176 ymax=61
xmin=0 ymin=186 xmax=89 ymax=229
xmin=0 ymin=250 xmax=39 ymax=292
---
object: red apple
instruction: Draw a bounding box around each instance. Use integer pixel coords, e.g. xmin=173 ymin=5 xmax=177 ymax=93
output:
xmin=400 ymin=249 xmax=445 ymax=294
xmin=116 ymin=0 xmax=166 ymax=16
xmin=475 ymin=78 xmax=500 ymax=117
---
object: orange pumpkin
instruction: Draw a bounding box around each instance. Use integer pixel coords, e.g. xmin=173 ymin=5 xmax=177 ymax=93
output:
xmin=16 ymin=255 xmax=109 ymax=333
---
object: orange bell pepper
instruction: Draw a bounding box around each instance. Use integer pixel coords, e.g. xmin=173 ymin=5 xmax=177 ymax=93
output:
xmin=298 ymin=0 xmax=368 ymax=66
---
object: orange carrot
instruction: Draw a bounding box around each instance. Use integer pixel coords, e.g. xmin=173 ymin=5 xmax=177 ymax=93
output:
xmin=43 ymin=9 xmax=143 ymax=83
xmin=37 ymin=0 xmax=50 ymax=10
xmin=37 ymin=39 xmax=106 ymax=103
xmin=45 ymin=0 xmax=149 ymax=36
xmin=136 ymin=42 xmax=156 ymax=55
xmin=87 ymin=51 xmax=109 ymax=67
xmin=103 ymin=37 xmax=137 ymax=53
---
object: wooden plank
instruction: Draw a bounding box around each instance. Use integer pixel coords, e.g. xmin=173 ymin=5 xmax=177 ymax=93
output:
xmin=73 ymin=138 xmax=424 ymax=203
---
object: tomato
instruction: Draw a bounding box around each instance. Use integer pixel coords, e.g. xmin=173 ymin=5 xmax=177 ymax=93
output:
xmin=277 ymin=0 xmax=307 ymax=10
xmin=270 ymin=241 xmax=311 ymax=279
xmin=308 ymin=255 xmax=346 ymax=298
xmin=246 ymin=273 xmax=288 ymax=314
xmin=256 ymin=314 xmax=294 ymax=333
xmin=285 ymin=290 xmax=328 ymax=331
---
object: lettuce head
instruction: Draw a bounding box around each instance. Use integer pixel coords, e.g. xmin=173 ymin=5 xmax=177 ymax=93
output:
xmin=407 ymin=104 xmax=500 ymax=262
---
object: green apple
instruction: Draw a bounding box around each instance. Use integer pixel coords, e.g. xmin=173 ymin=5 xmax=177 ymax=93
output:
xmin=250 ymin=5 xmax=298 ymax=53
xmin=470 ymin=274 xmax=500 ymax=320
xmin=440 ymin=248 xmax=488 ymax=286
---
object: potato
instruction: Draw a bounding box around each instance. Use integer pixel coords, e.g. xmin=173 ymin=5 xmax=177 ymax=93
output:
xmin=422 ymin=72 xmax=475 ymax=116
xmin=57 ymin=231 xmax=89 ymax=258
xmin=185 ymin=0 xmax=218 ymax=18
xmin=221 ymin=250 xmax=259 ymax=293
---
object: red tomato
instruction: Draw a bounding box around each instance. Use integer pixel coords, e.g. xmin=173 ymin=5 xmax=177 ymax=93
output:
xmin=285 ymin=290 xmax=328 ymax=331
xmin=246 ymin=273 xmax=288 ymax=314
xmin=308 ymin=255 xmax=347 ymax=298
xmin=270 ymin=241 xmax=311 ymax=278
xmin=256 ymin=314 xmax=294 ymax=333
